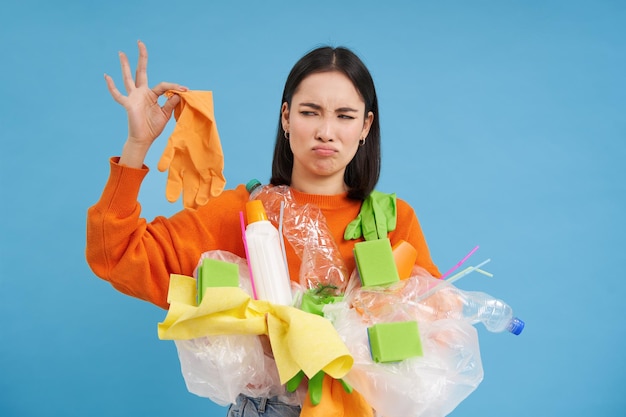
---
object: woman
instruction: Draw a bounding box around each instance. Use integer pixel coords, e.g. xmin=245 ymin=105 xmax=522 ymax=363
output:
xmin=86 ymin=41 xmax=440 ymax=416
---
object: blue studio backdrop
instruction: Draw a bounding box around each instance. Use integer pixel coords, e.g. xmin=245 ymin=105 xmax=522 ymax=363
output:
xmin=1 ymin=1 xmax=624 ymax=416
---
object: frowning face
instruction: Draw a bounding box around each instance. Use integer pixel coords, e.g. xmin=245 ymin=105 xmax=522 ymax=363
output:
xmin=282 ymin=71 xmax=373 ymax=194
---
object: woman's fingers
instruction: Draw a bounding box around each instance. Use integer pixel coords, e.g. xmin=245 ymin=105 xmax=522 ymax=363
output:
xmin=135 ymin=40 xmax=148 ymax=88
xmin=161 ymin=93 xmax=182 ymax=116
xmin=118 ymin=51 xmax=135 ymax=94
xmin=152 ymin=82 xmax=188 ymax=97
xmin=104 ymin=73 xmax=126 ymax=106
xmin=107 ymin=42 xmax=187 ymax=115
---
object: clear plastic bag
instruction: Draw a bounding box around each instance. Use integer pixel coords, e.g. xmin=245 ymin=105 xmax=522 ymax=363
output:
xmin=326 ymin=303 xmax=483 ymax=417
xmin=344 ymin=266 xmax=461 ymax=326
xmin=323 ymin=267 xmax=486 ymax=417
xmin=194 ymin=250 xmax=254 ymax=298
xmin=346 ymin=266 xmax=523 ymax=334
xmin=253 ymin=185 xmax=349 ymax=294
xmin=174 ymin=250 xmax=296 ymax=406
xmin=175 ymin=334 xmax=284 ymax=406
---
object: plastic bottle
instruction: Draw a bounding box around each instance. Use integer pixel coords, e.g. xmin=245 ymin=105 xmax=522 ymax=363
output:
xmin=454 ymin=289 xmax=525 ymax=335
xmin=244 ymin=199 xmax=293 ymax=305
xmin=246 ymin=179 xmax=263 ymax=200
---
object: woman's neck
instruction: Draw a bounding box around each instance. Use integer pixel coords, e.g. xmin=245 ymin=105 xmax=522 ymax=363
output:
xmin=289 ymin=170 xmax=347 ymax=195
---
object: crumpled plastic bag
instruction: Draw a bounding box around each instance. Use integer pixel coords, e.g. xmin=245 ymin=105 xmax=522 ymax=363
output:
xmin=175 ymin=335 xmax=285 ymax=406
xmin=323 ymin=267 xmax=485 ymax=417
xmin=344 ymin=266 xmax=464 ymax=326
xmin=327 ymin=304 xmax=483 ymax=417
xmin=252 ymin=185 xmax=349 ymax=294
xmin=173 ymin=250 xmax=298 ymax=406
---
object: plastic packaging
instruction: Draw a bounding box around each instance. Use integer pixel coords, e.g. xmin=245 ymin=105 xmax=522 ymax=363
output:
xmin=193 ymin=250 xmax=253 ymax=297
xmin=246 ymin=178 xmax=263 ymax=200
xmin=331 ymin=267 xmax=523 ymax=416
xmin=346 ymin=266 xmax=524 ymax=335
xmin=175 ymin=334 xmax=279 ymax=406
xmin=414 ymin=274 xmax=524 ymax=335
xmin=324 ymin=302 xmax=484 ymax=417
xmin=453 ymin=290 xmax=524 ymax=334
xmin=178 ymin=250 xmax=299 ymax=406
xmin=247 ymin=183 xmax=349 ymax=294
xmin=245 ymin=200 xmax=293 ymax=305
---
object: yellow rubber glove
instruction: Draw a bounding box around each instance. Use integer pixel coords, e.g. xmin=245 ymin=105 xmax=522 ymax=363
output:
xmin=157 ymin=90 xmax=226 ymax=209
xmin=344 ymin=191 xmax=397 ymax=241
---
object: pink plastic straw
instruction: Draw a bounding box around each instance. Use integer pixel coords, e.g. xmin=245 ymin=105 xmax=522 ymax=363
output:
xmin=240 ymin=211 xmax=258 ymax=300
xmin=439 ymin=245 xmax=480 ymax=280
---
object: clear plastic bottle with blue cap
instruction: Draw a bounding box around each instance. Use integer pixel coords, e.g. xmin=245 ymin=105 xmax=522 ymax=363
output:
xmin=454 ymin=289 xmax=524 ymax=334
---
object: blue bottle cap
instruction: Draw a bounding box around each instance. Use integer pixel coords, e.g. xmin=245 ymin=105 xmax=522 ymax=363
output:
xmin=507 ymin=317 xmax=525 ymax=335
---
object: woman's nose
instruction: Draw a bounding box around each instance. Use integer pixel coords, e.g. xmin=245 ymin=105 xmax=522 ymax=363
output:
xmin=316 ymin=119 xmax=334 ymax=142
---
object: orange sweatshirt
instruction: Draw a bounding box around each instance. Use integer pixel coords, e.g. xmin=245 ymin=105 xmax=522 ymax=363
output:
xmin=86 ymin=158 xmax=440 ymax=310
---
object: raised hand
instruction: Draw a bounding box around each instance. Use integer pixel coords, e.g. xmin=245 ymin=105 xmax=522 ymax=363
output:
xmin=104 ymin=40 xmax=187 ymax=167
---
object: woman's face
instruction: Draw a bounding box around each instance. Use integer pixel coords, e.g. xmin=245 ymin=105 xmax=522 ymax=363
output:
xmin=281 ymin=71 xmax=373 ymax=193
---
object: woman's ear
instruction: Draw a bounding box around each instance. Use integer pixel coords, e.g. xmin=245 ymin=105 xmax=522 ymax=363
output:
xmin=281 ymin=102 xmax=290 ymax=132
xmin=362 ymin=111 xmax=374 ymax=138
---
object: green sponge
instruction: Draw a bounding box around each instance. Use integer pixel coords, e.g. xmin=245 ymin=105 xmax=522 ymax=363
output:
xmin=197 ymin=258 xmax=239 ymax=304
xmin=354 ymin=238 xmax=400 ymax=287
xmin=367 ymin=321 xmax=423 ymax=363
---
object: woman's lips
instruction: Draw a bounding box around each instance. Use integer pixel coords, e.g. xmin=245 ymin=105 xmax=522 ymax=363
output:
xmin=312 ymin=146 xmax=337 ymax=157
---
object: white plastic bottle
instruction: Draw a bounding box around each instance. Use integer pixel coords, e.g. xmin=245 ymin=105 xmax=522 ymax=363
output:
xmin=244 ymin=199 xmax=292 ymax=305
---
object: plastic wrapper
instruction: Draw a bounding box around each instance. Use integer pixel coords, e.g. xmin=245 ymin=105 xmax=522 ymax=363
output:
xmin=345 ymin=266 xmax=463 ymax=326
xmin=322 ymin=267 xmax=485 ymax=417
xmin=175 ymin=335 xmax=290 ymax=406
xmin=174 ymin=250 xmax=299 ymax=406
xmin=194 ymin=250 xmax=255 ymax=298
xmin=325 ymin=303 xmax=483 ymax=417
xmin=346 ymin=265 xmax=522 ymax=334
xmin=172 ymin=204 xmax=497 ymax=414
xmin=253 ymin=185 xmax=348 ymax=294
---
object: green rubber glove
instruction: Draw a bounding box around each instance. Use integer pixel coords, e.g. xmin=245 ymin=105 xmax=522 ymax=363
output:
xmin=344 ymin=191 xmax=397 ymax=241
xmin=286 ymin=370 xmax=353 ymax=406
xmin=307 ymin=371 xmax=325 ymax=405
xmin=286 ymin=369 xmax=306 ymax=393
xmin=300 ymin=287 xmax=344 ymax=317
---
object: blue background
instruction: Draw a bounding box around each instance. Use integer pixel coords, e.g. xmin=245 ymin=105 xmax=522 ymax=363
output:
xmin=1 ymin=1 xmax=624 ymax=416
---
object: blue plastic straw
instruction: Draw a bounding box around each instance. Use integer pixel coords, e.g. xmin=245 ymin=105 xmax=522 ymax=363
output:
xmin=416 ymin=258 xmax=492 ymax=302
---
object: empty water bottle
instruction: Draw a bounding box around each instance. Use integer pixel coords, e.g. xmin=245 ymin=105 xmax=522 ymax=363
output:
xmin=447 ymin=288 xmax=524 ymax=335
xmin=246 ymin=178 xmax=264 ymax=200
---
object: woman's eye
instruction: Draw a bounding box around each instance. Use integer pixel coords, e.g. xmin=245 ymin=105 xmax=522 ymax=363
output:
xmin=338 ymin=114 xmax=355 ymax=120
xmin=300 ymin=111 xmax=317 ymax=116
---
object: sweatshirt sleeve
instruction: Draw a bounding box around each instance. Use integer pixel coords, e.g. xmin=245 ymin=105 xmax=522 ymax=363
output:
xmin=85 ymin=159 xmax=193 ymax=308
xmin=85 ymin=158 xmax=167 ymax=308
xmin=391 ymin=198 xmax=441 ymax=278
xmin=86 ymin=158 xmax=250 ymax=309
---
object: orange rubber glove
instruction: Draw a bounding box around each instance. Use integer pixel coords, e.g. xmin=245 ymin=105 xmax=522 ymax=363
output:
xmin=300 ymin=374 xmax=373 ymax=417
xmin=157 ymin=90 xmax=226 ymax=209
